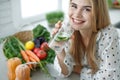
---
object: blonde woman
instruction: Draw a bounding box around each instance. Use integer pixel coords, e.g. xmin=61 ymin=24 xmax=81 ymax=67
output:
xmin=53 ymin=0 xmax=120 ymax=80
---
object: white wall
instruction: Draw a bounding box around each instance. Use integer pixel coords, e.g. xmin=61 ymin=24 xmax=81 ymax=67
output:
xmin=0 ymin=0 xmax=18 ymax=38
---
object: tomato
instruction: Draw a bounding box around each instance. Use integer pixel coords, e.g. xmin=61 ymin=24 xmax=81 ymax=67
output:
xmin=33 ymin=48 xmax=40 ymax=54
xmin=36 ymin=50 xmax=47 ymax=60
xmin=40 ymin=42 xmax=50 ymax=51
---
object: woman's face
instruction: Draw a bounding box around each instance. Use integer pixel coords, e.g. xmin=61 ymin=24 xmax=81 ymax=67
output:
xmin=69 ymin=0 xmax=92 ymax=31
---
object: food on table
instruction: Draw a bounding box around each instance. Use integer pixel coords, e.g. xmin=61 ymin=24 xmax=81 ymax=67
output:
xmin=15 ymin=64 xmax=30 ymax=80
xmin=7 ymin=57 xmax=22 ymax=80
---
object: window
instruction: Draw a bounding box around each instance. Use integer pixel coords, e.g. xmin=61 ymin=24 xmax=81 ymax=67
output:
xmin=62 ymin=0 xmax=70 ymax=16
xmin=21 ymin=0 xmax=59 ymax=18
xmin=11 ymin=0 xmax=70 ymax=27
xmin=11 ymin=0 xmax=62 ymax=27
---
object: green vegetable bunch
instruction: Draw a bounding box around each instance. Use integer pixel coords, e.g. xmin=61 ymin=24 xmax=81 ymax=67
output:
xmin=32 ymin=24 xmax=51 ymax=42
xmin=43 ymin=48 xmax=56 ymax=64
xmin=3 ymin=36 xmax=25 ymax=62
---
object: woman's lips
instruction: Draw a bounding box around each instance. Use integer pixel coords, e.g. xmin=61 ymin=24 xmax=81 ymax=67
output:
xmin=72 ymin=18 xmax=85 ymax=24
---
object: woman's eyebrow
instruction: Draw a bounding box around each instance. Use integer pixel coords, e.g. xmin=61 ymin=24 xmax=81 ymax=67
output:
xmin=71 ymin=2 xmax=77 ymax=6
xmin=84 ymin=6 xmax=91 ymax=8
xmin=71 ymin=2 xmax=91 ymax=8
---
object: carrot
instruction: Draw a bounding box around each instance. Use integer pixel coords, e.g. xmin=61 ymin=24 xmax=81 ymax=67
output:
xmin=20 ymin=50 xmax=29 ymax=62
xmin=29 ymin=56 xmax=36 ymax=62
xmin=20 ymin=50 xmax=33 ymax=69
xmin=25 ymin=50 xmax=40 ymax=62
xmin=29 ymin=57 xmax=37 ymax=68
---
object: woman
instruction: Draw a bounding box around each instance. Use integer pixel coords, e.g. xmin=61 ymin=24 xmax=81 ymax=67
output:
xmin=53 ymin=0 xmax=120 ymax=80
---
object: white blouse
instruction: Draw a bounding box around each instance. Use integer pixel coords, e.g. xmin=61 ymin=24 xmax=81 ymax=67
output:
xmin=53 ymin=24 xmax=120 ymax=80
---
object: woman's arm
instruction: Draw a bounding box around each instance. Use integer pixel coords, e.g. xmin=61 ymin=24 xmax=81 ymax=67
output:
xmin=57 ymin=50 xmax=82 ymax=75
xmin=54 ymin=41 xmax=75 ymax=77
xmin=57 ymin=49 xmax=69 ymax=75
xmin=53 ymin=21 xmax=75 ymax=77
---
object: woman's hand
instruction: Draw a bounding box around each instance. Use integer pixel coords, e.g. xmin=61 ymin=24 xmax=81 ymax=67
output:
xmin=51 ymin=21 xmax=62 ymax=37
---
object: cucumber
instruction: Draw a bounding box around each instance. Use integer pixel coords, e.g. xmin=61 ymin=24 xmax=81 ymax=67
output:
xmin=55 ymin=32 xmax=69 ymax=41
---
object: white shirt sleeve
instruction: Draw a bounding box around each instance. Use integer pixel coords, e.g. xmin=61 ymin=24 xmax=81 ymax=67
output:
xmin=80 ymin=25 xmax=120 ymax=80
xmin=53 ymin=40 xmax=75 ymax=77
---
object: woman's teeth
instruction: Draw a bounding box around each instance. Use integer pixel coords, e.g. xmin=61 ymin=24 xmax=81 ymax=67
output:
xmin=74 ymin=19 xmax=84 ymax=24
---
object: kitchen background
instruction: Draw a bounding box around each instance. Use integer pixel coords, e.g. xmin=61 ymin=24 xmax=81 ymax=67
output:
xmin=0 ymin=0 xmax=120 ymax=38
xmin=0 ymin=0 xmax=120 ymax=80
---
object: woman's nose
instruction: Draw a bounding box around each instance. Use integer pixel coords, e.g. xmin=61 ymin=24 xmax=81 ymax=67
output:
xmin=74 ymin=9 xmax=83 ymax=18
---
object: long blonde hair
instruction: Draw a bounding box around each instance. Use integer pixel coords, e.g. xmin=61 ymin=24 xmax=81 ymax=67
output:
xmin=70 ymin=0 xmax=111 ymax=74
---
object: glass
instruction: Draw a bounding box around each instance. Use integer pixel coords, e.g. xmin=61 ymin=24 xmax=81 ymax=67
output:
xmin=49 ymin=20 xmax=74 ymax=54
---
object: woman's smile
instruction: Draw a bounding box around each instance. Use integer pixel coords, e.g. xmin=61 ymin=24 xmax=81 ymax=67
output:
xmin=72 ymin=18 xmax=85 ymax=25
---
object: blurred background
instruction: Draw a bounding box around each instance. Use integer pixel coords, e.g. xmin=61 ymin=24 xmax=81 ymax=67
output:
xmin=0 ymin=0 xmax=120 ymax=38
xmin=0 ymin=0 xmax=69 ymax=38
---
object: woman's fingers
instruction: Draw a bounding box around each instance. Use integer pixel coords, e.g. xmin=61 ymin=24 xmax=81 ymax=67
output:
xmin=52 ymin=28 xmax=58 ymax=35
xmin=55 ymin=20 xmax=62 ymax=29
xmin=51 ymin=21 xmax=62 ymax=37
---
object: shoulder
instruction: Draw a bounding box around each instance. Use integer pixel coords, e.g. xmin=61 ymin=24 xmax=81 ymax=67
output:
xmin=96 ymin=24 xmax=119 ymax=42
xmin=101 ymin=24 xmax=117 ymax=34
xmin=96 ymin=24 xmax=120 ymax=57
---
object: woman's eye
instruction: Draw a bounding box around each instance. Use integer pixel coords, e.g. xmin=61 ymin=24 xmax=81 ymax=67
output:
xmin=71 ymin=4 xmax=77 ymax=9
xmin=84 ymin=8 xmax=91 ymax=12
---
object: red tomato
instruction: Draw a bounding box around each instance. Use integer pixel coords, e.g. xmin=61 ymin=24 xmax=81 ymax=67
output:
xmin=40 ymin=42 xmax=50 ymax=51
xmin=36 ymin=50 xmax=47 ymax=60
xmin=33 ymin=48 xmax=40 ymax=54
